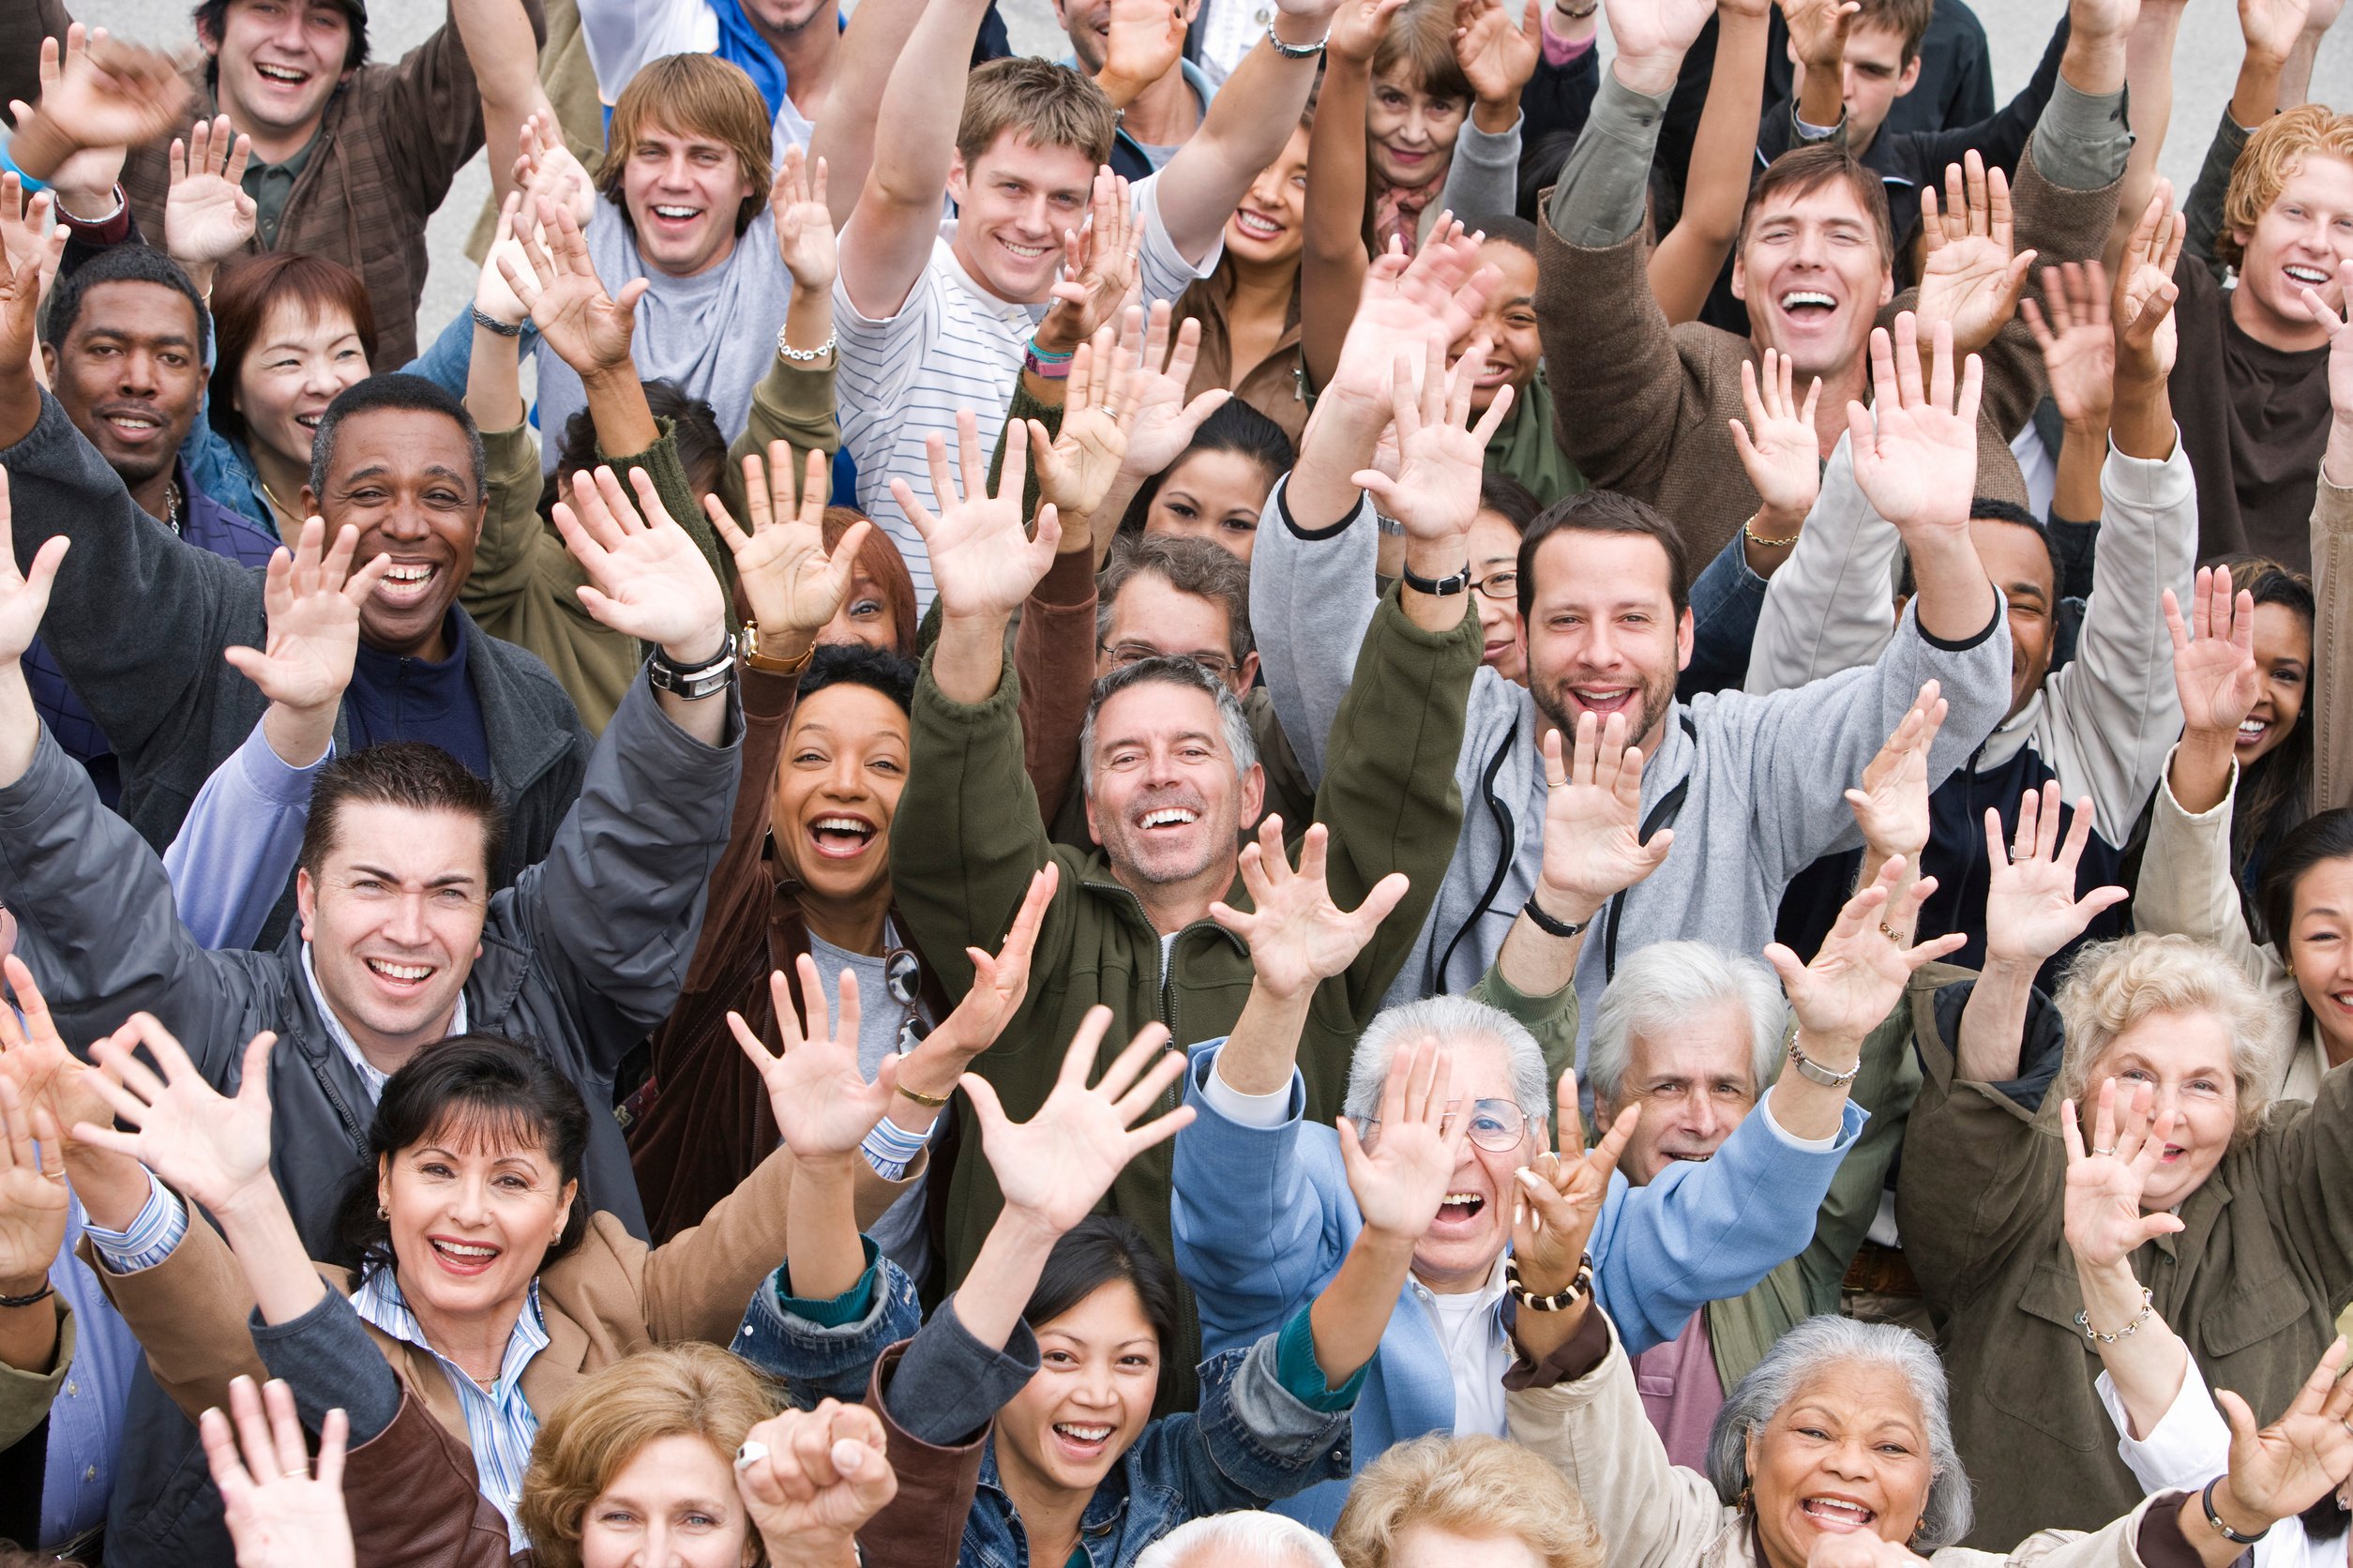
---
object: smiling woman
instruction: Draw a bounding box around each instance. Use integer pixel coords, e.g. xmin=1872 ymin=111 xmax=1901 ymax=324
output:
xmin=202 ymin=249 xmax=378 ymax=536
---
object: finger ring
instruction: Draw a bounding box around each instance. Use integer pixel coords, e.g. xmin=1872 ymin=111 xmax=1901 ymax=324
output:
xmin=733 ymin=1440 xmax=770 ymax=1470
xmin=2090 ymin=1147 xmax=2116 ymax=1157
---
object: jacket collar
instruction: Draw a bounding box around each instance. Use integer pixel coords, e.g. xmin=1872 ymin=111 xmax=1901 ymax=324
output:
xmin=1073 ymin=853 xmax=1251 ymax=958
xmin=973 ymin=1431 xmax=1138 ymax=1556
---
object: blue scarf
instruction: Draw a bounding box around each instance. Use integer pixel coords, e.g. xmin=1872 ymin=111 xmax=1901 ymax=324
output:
xmin=711 ymin=0 xmax=793 ymax=120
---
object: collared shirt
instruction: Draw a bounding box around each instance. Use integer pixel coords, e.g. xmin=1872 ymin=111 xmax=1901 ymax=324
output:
xmin=41 ymin=1195 xmax=141 ymax=1547
xmin=242 ymin=132 xmax=320 ymax=248
xmin=300 ymin=941 xmax=469 ymax=1101
xmin=350 ymin=1267 xmax=550 ymax=1543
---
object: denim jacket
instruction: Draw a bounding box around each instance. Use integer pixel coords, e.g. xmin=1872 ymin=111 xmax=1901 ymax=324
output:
xmin=732 ymin=1249 xmax=1357 ymax=1568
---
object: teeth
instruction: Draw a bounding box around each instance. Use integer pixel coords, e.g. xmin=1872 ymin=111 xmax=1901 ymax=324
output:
xmin=2287 ymin=265 xmax=2330 ymax=283
xmin=1003 ymin=241 xmax=1048 ymax=258
xmin=1054 ymin=1423 xmax=1113 ymax=1441
xmin=382 ymin=565 xmax=433 ymax=584
xmin=434 ymin=1240 xmax=496 ymax=1259
xmin=368 ymin=959 xmax=431 ymax=981
xmin=2240 ymin=720 xmax=2267 ymax=736
xmin=652 ymin=205 xmax=699 ymax=219
xmin=255 ymin=63 xmax=307 ymax=82
xmin=1139 ymin=807 xmax=1198 ymax=827
xmin=106 ymin=415 xmax=159 ymax=429
xmin=1234 ymin=212 xmax=1281 ymax=237
xmin=1780 ymin=290 xmax=1837 ymax=309
xmin=1441 ymin=1192 xmax=1483 ymax=1205
xmin=1805 ymin=1500 xmax=1871 ymax=1519
xmin=295 ymin=414 xmax=322 ymax=429
xmin=812 ymin=816 xmax=873 ymax=836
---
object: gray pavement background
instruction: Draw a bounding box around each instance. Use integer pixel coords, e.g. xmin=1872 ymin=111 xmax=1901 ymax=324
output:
xmin=74 ymin=0 xmax=2353 ymax=345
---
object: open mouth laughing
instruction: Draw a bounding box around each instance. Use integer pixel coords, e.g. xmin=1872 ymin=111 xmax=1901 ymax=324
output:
xmin=807 ymin=813 xmax=879 ymax=859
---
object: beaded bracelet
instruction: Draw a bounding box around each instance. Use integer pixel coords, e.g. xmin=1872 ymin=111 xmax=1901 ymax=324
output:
xmin=2074 ymin=1286 xmax=2154 ymax=1344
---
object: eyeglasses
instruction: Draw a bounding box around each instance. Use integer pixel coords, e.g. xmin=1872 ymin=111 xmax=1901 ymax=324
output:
xmin=883 ymin=947 xmax=931 ymax=1054
xmin=1468 ymin=569 xmax=1519 ymax=603
xmin=1102 ymin=641 xmax=1238 ymax=682
xmin=1361 ymin=1097 xmax=1528 ymax=1153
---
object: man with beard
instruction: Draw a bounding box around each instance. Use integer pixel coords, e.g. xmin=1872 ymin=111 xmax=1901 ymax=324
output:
xmin=30 ymin=245 xmax=279 ymax=805
xmin=1253 ymin=233 xmax=2012 ymax=1053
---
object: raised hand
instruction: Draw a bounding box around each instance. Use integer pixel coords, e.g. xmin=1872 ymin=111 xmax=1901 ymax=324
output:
xmin=2113 ymin=182 xmax=2186 ymax=384
xmin=165 ymin=115 xmax=256 ymax=278
xmin=1454 ymin=0 xmax=1542 ymax=111
xmin=1982 ymin=781 xmax=2130 ymax=967
xmin=200 ymin=1378 xmax=354 ymax=1568
xmin=734 ymin=1399 xmax=898 ymax=1561
xmin=1512 ymin=1071 xmax=1637 ymax=1294
xmin=891 ymin=411 xmax=1061 ymax=622
xmin=772 ymin=146 xmax=837 ymax=295
xmin=1351 ymin=335 xmax=1515 ymax=543
xmin=2213 ymin=1338 xmax=2353 ymax=1537
xmin=510 ymin=113 xmax=597 ymax=228
xmin=1779 ymin=0 xmax=1863 ymax=74
xmin=1029 ymin=324 xmax=1137 ymax=524
xmin=0 ymin=956 xmax=110 ymax=1163
xmin=2164 ymin=565 xmax=2260 ymax=741
xmin=1914 ymin=154 xmax=2037 ymax=356
xmin=9 ymin=31 xmax=190 ymax=181
xmin=1728 ymin=349 xmax=1825 ymax=534
xmin=2062 ymin=1078 xmax=2185 ymax=1270
xmin=0 ymin=177 xmax=61 ymax=333
xmin=75 ymin=1017 xmax=278 ymax=1216
xmin=0 ymin=205 xmax=67 ymax=382
xmin=0 ymin=1078 xmax=67 ymax=1298
xmin=1113 ymin=303 xmax=1229 ymax=485
xmin=1847 ymin=314 xmax=1982 ymax=536
xmin=959 ymin=1009 xmax=1194 ymax=1237
xmin=20 ymin=30 xmax=128 ymax=211
xmin=222 ymin=519 xmax=391 ymax=722
xmin=1325 ymin=223 xmax=1501 ymax=416
xmin=2240 ymin=0 xmax=2314 ymax=65
xmin=1210 ymin=818 xmax=1411 ymax=1001
xmin=551 ymin=465 xmax=730 ymax=662
xmin=908 ymin=864 xmax=1058 ymax=1077
xmin=1097 ymin=0 xmax=1190 ymax=98
xmin=1338 ymin=1040 xmax=1470 ymax=1242
xmin=2297 ymin=258 xmax=2353 ymax=430
xmin=0 ymin=492 xmax=69 ymax=668
xmin=1602 ymin=0 xmax=1720 ymax=86
xmin=2019 ymin=261 xmax=2117 ymax=430
xmin=1328 ymin=0 xmax=1414 ymax=61
xmin=1037 ymin=169 xmax=1141 ymax=355
xmin=1766 ymin=855 xmax=1966 ymax=1045
xmin=730 ymin=955 xmax=897 ymax=1161
xmin=502 ymin=197 xmax=650 ymax=379
xmin=709 ymin=444 xmax=870 ymax=640
xmin=1531 ymin=713 xmax=1675 ymax=918
xmin=1843 ymin=683 xmax=1946 ymax=865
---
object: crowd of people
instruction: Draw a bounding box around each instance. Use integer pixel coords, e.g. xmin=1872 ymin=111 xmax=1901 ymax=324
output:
xmin=0 ymin=0 xmax=2348 ymax=1561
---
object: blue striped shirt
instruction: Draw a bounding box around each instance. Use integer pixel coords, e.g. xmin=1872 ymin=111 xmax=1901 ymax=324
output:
xmin=349 ymin=1267 xmax=550 ymax=1544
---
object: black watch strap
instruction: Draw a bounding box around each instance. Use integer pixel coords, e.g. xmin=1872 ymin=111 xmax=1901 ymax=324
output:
xmin=1522 ymin=894 xmax=1591 ymax=940
xmin=1400 ymin=560 xmax=1471 ymax=596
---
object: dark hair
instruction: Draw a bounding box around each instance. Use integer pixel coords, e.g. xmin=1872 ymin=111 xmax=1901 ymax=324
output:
xmin=334 ymin=1034 xmax=593 ymax=1276
xmin=1517 ymin=490 xmax=1693 ymax=623
xmin=1024 ymin=1215 xmax=1182 ymax=1361
xmin=549 ymin=381 xmax=727 ymax=501
xmin=2258 ymin=807 xmax=2353 ymax=970
xmin=193 ymin=0 xmax=370 ymax=86
xmin=1465 ymin=213 xmax=1542 ymax=262
xmin=1097 ymin=531 xmax=1257 ymax=666
xmin=797 ymin=642 xmax=917 ymax=711
xmin=1968 ymin=496 xmax=2066 ymax=602
xmin=208 ymin=250 xmax=378 ymax=446
xmin=1850 ymin=0 xmax=1936 ymax=61
xmin=825 ymin=506 xmax=920 ymax=659
xmin=1741 ymin=143 xmax=1895 ymax=265
xmin=299 ymin=742 xmax=507 ymax=882
xmin=1479 ymin=473 xmax=1543 ymax=534
xmin=1117 ymin=398 xmax=1294 ymax=541
xmin=2225 ymin=557 xmax=2315 ymax=931
xmin=309 ymin=373 xmax=486 ymax=504
xmin=42 ymin=243 xmax=210 ymax=359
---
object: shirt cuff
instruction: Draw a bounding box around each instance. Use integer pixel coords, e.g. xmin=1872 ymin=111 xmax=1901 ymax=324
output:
xmin=779 ymin=1237 xmax=882 ymax=1329
xmin=241 ymin=713 xmax=336 ymax=793
xmin=1503 ymin=1301 xmax=1610 ymax=1389
xmin=1795 ymin=113 xmax=1842 ymax=139
xmin=1202 ymin=1045 xmax=1296 ymax=1130
xmin=84 ymin=1172 xmax=190 ymax=1274
xmin=1272 ymin=1302 xmax=1366 ymax=1411
xmin=1539 ymin=9 xmax=1597 ymax=63
xmin=1758 ymin=1083 xmax=1844 ymax=1152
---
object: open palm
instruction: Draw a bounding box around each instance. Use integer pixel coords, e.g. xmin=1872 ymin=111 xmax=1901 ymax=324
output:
xmin=1848 ymin=316 xmax=1980 ymax=535
xmin=1116 ymin=305 xmax=1229 ymax=481
xmin=0 ymin=491 xmax=69 ymax=668
xmin=2164 ymin=568 xmax=2259 ymax=737
xmin=166 ymin=116 xmax=256 ymax=268
xmin=1339 ymin=1040 xmax=1467 ymax=1240
xmin=1327 ymin=229 xmax=1495 ymax=412
xmin=224 ymin=520 xmax=387 ymax=714
xmin=1454 ymin=0 xmax=1540 ymax=102
xmin=893 ymin=412 xmax=1059 ymax=620
xmin=2061 ymin=1078 xmax=2182 ymax=1270
xmin=553 ymin=466 xmax=728 ymax=652
xmin=202 ymin=1380 xmax=354 ymax=1568
xmin=1211 ymin=818 xmax=1409 ymax=1000
xmin=1538 ymin=714 xmax=1671 ymax=908
xmin=1982 ymin=782 xmax=2128 ymax=966
xmin=2218 ymin=1340 xmax=2353 ymax=1529
xmin=711 ymin=445 xmax=867 ymax=638
xmin=1032 ymin=325 xmax=1136 ymax=520
xmin=1770 ymin=859 xmax=1957 ymax=1041
xmin=1842 ymin=685 xmax=1943 ymax=863
xmin=1729 ymin=350 xmax=1823 ymax=521
xmin=2020 ymin=262 xmax=2116 ymax=429
xmin=732 ymin=957 xmax=897 ymax=1160
xmin=78 ymin=1019 xmax=276 ymax=1215
xmin=0 ymin=1079 xmax=67 ymax=1290
xmin=1914 ymin=156 xmax=2033 ymax=354
xmin=0 ymin=956 xmax=109 ymax=1140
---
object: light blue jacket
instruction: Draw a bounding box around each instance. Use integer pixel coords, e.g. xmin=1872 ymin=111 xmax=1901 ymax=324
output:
xmin=1169 ymin=1041 xmax=1865 ymax=1528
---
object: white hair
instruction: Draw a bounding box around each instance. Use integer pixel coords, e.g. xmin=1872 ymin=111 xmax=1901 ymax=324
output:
xmin=1586 ymin=941 xmax=1787 ymax=1108
xmin=1078 ymin=656 xmax=1258 ymax=801
xmin=1344 ymin=995 xmax=1549 ymax=1126
xmin=1135 ymin=1513 xmax=1345 ymax=1568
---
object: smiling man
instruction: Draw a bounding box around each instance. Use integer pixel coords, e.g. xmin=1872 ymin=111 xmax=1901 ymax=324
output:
xmin=0 ymin=279 xmax=595 ymax=929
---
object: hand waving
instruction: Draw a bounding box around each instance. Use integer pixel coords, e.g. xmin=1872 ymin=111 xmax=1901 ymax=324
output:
xmin=201 ymin=1379 xmax=354 ymax=1568
xmin=1329 ymin=0 xmax=1414 ymax=61
xmin=1765 ymin=855 xmax=1966 ymax=1045
xmin=1325 ymin=223 xmax=1500 ymax=417
xmin=1037 ymin=169 xmax=1140 ymax=354
xmin=735 ymin=1400 xmax=898 ymax=1560
xmin=1512 ymin=1072 xmax=1637 ymax=1294
xmin=2214 ymin=1338 xmax=2353 ymax=1536
xmin=13 ymin=31 xmax=192 ymax=172
xmin=772 ymin=146 xmax=837 ymax=294
xmin=510 ymin=113 xmax=597 ymax=228
xmin=1847 ymin=314 xmax=1982 ymax=536
xmin=909 ymin=864 xmax=1058 ymax=1076
xmin=0 ymin=957 xmax=110 ymax=1165
xmin=1029 ymin=323 xmax=1137 ymax=524
xmin=1534 ymin=712 xmax=1674 ymax=912
xmin=2061 ymin=1077 xmax=2185 ymax=1271
xmin=1453 ymin=0 xmax=1542 ymax=107
xmin=2019 ymin=261 xmax=2117 ymax=430
xmin=0 ymin=1078 xmax=66 ymax=1296
xmin=0 ymin=213 xmax=67 ymax=388
xmin=2164 ymin=565 xmax=2260 ymax=742
xmin=1113 ymin=303 xmax=1230 ymax=484
xmin=551 ymin=465 xmax=730 ymax=662
xmin=1843 ymin=682 xmax=1946 ymax=865
xmin=222 ymin=519 xmax=391 ymax=718
xmin=1728 ymin=349 xmax=1825 ymax=532
xmin=960 ymin=1009 xmax=1193 ymax=1237
xmin=1914 ymin=153 xmax=2036 ymax=356
xmin=165 ymin=115 xmax=256 ymax=273
xmin=2112 ymin=182 xmax=2186 ymax=384
xmin=1981 ymin=781 xmax=2130 ymax=967
xmin=1351 ymin=335 xmax=1515 ymax=543
xmin=709 ymin=443 xmax=870 ymax=640
xmin=1339 ymin=1040 xmax=1470 ymax=1242
xmin=892 ymin=411 xmax=1061 ymax=621
xmin=730 ymin=955 xmax=897 ymax=1160
xmin=0 ymin=490 xmax=68 ymax=669
xmin=502 ymin=198 xmax=650 ymax=379
xmin=1210 ymin=818 xmax=1411 ymax=1001
xmin=75 ymin=1016 xmax=279 ymax=1216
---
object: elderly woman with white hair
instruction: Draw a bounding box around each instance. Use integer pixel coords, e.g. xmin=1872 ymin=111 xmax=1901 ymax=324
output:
xmin=1893 ymin=791 xmax=2353 ymax=1549
xmin=1136 ymin=1512 xmax=1347 ymax=1568
xmin=1170 ymin=710 xmax=1961 ymax=1527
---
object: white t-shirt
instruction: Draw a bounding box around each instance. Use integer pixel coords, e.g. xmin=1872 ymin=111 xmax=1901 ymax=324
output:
xmin=835 ymin=175 xmax=1218 ymax=608
xmin=1417 ymin=1263 xmax=1511 ymax=1439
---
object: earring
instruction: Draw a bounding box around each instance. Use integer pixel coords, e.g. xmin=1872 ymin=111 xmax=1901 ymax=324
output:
xmin=1737 ymin=1485 xmax=1755 ymax=1516
xmin=376 ymin=1203 xmax=388 ymax=1221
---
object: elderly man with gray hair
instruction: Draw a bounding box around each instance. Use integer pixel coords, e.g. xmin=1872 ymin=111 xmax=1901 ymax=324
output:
xmin=1135 ymin=1513 xmax=1347 ymax=1568
xmin=1171 ymin=710 xmax=1963 ymax=1529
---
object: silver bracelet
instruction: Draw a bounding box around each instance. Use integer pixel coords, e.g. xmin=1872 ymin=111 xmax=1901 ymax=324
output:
xmin=1267 ymin=21 xmax=1328 ymax=55
xmin=1373 ymin=511 xmax=1405 ymax=537
xmin=776 ymin=325 xmax=836 ymax=364
xmin=2075 ymin=1287 xmax=2155 ymax=1345
xmin=471 ymin=305 xmax=525 ymax=339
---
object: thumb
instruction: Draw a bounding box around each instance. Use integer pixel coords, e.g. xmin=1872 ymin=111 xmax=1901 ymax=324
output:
xmin=958 ymin=1071 xmax=1008 ymax=1136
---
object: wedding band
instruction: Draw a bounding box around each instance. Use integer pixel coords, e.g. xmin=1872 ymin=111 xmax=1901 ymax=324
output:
xmin=2091 ymin=1146 xmax=2116 ymax=1157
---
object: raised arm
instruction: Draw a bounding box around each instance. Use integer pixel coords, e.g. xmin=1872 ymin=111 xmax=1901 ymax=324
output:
xmin=1649 ymin=0 xmax=1770 ymax=325
xmin=1152 ymin=0 xmax=1342 ymax=265
xmin=0 ymin=1075 xmax=65 ymax=1386
xmin=807 ymin=0 xmax=934 ymax=230
xmin=1296 ymin=0 xmax=1406 ymax=391
xmin=160 ymin=115 xmax=257 ymax=302
xmin=451 ymin=0 xmax=556 ymax=208
xmin=2301 ymin=264 xmax=2353 ymax=810
xmin=2064 ymin=1078 xmax=2192 ymax=1440
xmin=507 ymin=197 xmax=661 ymax=462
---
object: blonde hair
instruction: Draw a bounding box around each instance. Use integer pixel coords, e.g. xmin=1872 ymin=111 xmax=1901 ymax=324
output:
xmin=598 ymin=54 xmax=775 ymax=239
xmin=957 ymin=56 xmax=1118 ymax=171
xmin=2051 ymin=933 xmax=2290 ymax=1145
xmin=2218 ymin=103 xmax=2353 ymax=272
xmin=1334 ymin=1435 xmax=1604 ymax=1568
xmin=519 ymin=1344 xmax=780 ymax=1568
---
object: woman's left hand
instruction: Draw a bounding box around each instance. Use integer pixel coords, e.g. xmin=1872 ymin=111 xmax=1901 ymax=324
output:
xmin=902 ymin=865 xmax=1057 ymax=1085
xmin=2214 ymin=1337 xmax=2353 ymax=1535
xmin=731 ymin=956 xmax=897 ymax=1162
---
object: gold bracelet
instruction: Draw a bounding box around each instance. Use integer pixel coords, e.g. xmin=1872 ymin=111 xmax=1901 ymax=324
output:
xmin=1742 ymin=515 xmax=1802 ymax=550
xmin=896 ymin=1081 xmax=953 ymax=1108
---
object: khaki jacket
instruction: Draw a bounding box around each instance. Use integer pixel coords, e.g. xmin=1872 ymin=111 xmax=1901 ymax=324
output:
xmin=1506 ymin=1314 xmax=2173 ymax=1568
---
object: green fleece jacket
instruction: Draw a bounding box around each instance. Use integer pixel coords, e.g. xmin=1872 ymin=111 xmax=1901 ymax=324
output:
xmin=893 ymin=584 xmax=1481 ymax=1298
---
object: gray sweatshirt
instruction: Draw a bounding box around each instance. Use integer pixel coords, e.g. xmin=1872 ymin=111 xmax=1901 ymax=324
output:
xmin=1250 ymin=479 xmax=2013 ymax=1056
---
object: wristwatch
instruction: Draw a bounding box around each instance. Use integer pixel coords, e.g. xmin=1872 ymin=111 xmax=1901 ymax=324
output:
xmin=739 ymin=622 xmax=817 ymax=676
xmin=1786 ymin=1036 xmax=1861 ymax=1089
xmin=648 ymin=643 xmax=737 ymax=701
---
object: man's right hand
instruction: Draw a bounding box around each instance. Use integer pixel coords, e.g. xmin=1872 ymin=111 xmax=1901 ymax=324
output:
xmin=1913 ymin=154 xmax=2036 ymax=358
xmin=1779 ymin=0 xmax=1862 ymax=77
xmin=2020 ymin=261 xmax=2118 ymax=432
xmin=1210 ymin=817 xmax=1410 ymax=1002
xmin=1322 ymin=224 xmax=1500 ymax=422
xmin=165 ymin=116 xmax=257 ymax=279
xmin=892 ymin=412 xmax=1061 ymax=625
xmin=224 ymin=519 xmax=391 ymax=767
xmin=1980 ymin=780 xmax=2130 ymax=968
xmin=7 ymin=32 xmax=191 ymax=185
xmin=1846 ymin=314 xmax=1981 ymax=537
xmin=1604 ymin=0 xmax=1719 ymax=91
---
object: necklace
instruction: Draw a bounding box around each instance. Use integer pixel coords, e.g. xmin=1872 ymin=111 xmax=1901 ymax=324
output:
xmin=258 ymin=476 xmax=300 ymax=531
